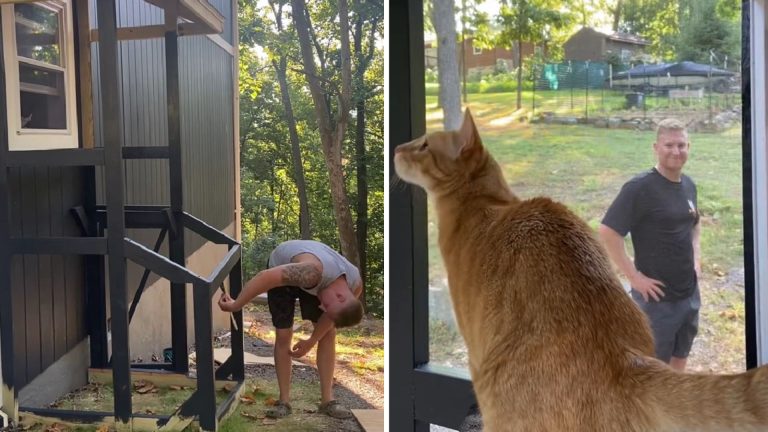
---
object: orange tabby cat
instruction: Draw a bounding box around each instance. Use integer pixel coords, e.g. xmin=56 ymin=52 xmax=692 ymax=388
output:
xmin=393 ymin=110 xmax=768 ymax=432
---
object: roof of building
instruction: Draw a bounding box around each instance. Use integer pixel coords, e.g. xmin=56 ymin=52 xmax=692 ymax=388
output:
xmin=571 ymin=27 xmax=650 ymax=46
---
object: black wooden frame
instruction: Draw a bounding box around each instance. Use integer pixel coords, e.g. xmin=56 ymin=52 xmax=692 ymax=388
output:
xmin=389 ymin=1 xmax=477 ymax=430
xmin=742 ymin=0 xmax=758 ymax=369
xmin=0 ymin=1 xmax=243 ymax=431
xmin=388 ymin=0 xmax=758 ymax=430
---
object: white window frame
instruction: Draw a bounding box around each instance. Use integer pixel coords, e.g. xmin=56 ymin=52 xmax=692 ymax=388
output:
xmin=1 ymin=0 xmax=79 ymax=150
xmin=473 ymin=45 xmax=482 ymax=55
xmin=620 ymin=48 xmax=631 ymax=62
xmin=750 ymin=0 xmax=768 ymax=366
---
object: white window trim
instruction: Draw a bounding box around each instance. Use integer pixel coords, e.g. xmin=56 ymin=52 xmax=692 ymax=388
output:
xmin=1 ymin=0 xmax=79 ymax=150
xmin=473 ymin=46 xmax=482 ymax=55
xmin=751 ymin=0 xmax=768 ymax=366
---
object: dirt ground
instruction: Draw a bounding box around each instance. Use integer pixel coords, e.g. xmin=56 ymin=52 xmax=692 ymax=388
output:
xmin=240 ymin=305 xmax=384 ymax=409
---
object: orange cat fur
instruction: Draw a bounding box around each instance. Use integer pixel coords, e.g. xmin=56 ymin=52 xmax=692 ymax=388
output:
xmin=393 ymin=110 xmax=768 ymax=432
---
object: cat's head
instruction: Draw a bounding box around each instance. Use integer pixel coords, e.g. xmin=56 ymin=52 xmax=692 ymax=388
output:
xmin=393 ymin=109 xmax=486 ymax=195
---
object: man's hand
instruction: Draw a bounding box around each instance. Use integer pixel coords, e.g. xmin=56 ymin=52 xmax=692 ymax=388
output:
xmin=630 ymin=271 xmax=666 ymax=302
xmin=290 ymin=338 xmax=317 ymax=358
xmin=218 ymin=293 xmax=239 ymax=312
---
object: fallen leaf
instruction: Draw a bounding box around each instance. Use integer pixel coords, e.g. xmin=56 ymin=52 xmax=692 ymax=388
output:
xmin=240 ymin=411 xmax=260 ymax=421
xmin=262 ymin=418 xmax=278 ymax=425
xmin=96 ymin=425 xmax=110 ymax=432
xmin=264 ymin=397 xmax=277 ymax=406
xmin=136 ymin=383 xmax=156 ymax=394
xmin=145 ymin=409 xmax=156 ymax=415
xmin=44 ymin=423 xmax=63 ymax=432
xmin=222 ymin=383 xmax=235 ymax=393
xmin=303 ymin=408 xmax=317 ymax=414
xmin=240 ymin=396 xmax=256 ymax=404
xmin=169 ymin=385 xmax=182 ymax=391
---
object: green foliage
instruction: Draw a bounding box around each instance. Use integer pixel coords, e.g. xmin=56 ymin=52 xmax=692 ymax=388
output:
xmin=615 ymin=0 xmax=740 ymax=63
xmin=618 ymin=0 xmax=678 ymax=60
xmin=676 ymin=0 xmax=740 ymax=65
xmin=238 ymin=0 xmax=384 ymax=317
xmin=495 ymin=0 xmax=571 ymax=48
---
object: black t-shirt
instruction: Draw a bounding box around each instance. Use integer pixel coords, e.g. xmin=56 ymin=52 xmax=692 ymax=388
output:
xmin=602 ymin=168 xmax=700 ymax=301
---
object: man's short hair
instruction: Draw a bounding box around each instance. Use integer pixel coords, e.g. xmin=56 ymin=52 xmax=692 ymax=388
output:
xmin=656 ymin=118 xmax=688 ymax=139
xmin=333 ymin=298 xmax=364 ymax=328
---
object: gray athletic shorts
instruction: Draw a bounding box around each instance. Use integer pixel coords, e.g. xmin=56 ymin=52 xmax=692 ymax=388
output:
xmin=630 ymin=288 xmax=700 ymax=362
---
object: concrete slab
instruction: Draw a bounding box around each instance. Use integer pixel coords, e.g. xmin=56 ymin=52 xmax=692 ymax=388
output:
xmin=212 ymin=348 xmax=302 ymax=366
xmin=352 ymin=409 xmax=384 ymax=432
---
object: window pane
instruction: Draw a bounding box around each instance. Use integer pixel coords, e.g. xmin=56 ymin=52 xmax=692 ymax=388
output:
xmin=15 ymin=4 xmax=62 ymax=66
xmin=19 ymin=63 xmax=66 ymax=129
xmin=426 ymin=3 xmax=468 ymax=371
xmin=426 ymin=2 xmax=745 ymax=375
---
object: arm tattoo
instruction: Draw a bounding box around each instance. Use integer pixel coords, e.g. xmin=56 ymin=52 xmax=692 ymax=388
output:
xmin=281 ymin=263 xmax=321 ymax=288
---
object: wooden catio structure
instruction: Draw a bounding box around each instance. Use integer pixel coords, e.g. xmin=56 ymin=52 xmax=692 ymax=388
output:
xmin=0 ymin=0 xmax=244 ymax=430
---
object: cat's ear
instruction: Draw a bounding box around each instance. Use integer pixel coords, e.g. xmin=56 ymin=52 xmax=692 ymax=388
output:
xmin=458 ymin=109 xmax=481 ymax=158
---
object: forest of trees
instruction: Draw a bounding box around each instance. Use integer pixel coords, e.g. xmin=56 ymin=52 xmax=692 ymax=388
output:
xmin=237 ymin=0 xmax=384 ymax=316
xmin=429 ymin=0 xmax=741 ymax=117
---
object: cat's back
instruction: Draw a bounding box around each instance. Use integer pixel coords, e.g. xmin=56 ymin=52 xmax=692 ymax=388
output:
xmin=489 ymin=196 xmax=603 ymax=262
xmin=475 ymin=194 xmax=650 ymax=347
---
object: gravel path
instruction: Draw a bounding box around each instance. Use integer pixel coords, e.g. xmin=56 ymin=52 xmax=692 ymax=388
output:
xmin=238 ymin=308 xmax=383 ymax=431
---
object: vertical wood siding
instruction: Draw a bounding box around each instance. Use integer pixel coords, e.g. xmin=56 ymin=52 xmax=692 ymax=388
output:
xmin=92 ymin=0 xmax=235 ymax=248
xmin=179 ymin=35 xmax=235 ymax=248
xmin=0 ymin=0 xmax=239 ymax=390
xmin=7 ymin=167 xmax=86 ymax=389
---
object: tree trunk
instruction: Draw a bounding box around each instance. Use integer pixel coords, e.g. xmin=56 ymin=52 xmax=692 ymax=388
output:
xmin=291 ymin=0 xmax=360 ymax=267
xmin=613 ymin=0 xmax=623 ymax=31
xmin=431 ymin=0 xmax=462 ymax=130
xmin=274 ymin=57 xmax=312 ymax=239
xmin=516 ymin=40 xmax=522 ymax=110
xmin=353 ymin=3 xmax=370 ymax=308
xmin=270 ymin=0 xmax=311 ymax=239
xmin=355 ymin=97 xmax=367 ymax=308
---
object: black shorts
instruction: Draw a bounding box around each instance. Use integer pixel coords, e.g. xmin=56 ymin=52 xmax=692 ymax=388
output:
xmin=631 ymin=288 xmax=700 ymax=362
xmin=267 ymin=286 xmax=323 ymax=329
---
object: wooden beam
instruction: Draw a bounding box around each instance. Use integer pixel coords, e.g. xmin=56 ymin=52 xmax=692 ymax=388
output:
xmin=179 ymin=0 xmax=224 ymax=34
xmin=232 ymin=0 xmax=241 ymax=242
xmin=88 ymin=368 xmax=238 ymax=392
xmin=144 ymin=0 xmax=224 ymax=35
xmin=177 ymin=21 xmax=210 ymax=36
xmin=215 ymin=380 xmax=245 ymax=421
xmin=18 ymin=409 xmax=193 ymax=431
xmin=18 ymin=412 xmax=113 ymax=430
xmin=89 ymin=25 xmax=166 ymax=42
xmin=75 ymin=0 xmax=94 ymax=149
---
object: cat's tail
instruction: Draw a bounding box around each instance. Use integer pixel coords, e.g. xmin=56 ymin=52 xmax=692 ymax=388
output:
xmin=636 ymin=359 xmax=768 ymax=431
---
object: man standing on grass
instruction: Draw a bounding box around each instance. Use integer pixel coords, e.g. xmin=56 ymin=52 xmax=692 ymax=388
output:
xmin=218 ymin=239 xmax=364 ymax=418
xmin=599 ymin=118 xmax=701 ymax=371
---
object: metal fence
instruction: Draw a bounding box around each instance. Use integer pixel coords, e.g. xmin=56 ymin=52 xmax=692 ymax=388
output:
xmin=527 ymin=60 xmax=740 ymax=120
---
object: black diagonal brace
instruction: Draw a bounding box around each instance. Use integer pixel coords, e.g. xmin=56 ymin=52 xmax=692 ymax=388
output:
xmin=128 ymin=228 xmax=168 ymax=323
xmin=123 ymin=238 xmax=206 ymax=285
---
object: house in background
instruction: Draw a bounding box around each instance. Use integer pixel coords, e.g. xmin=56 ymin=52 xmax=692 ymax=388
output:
xmin=564 ymin=27 xmax=649 ymax=63
xmin=1 ymin=0 xmax=244 ymax=430
xmin=425 ymin=36 xmax=538 ymax=75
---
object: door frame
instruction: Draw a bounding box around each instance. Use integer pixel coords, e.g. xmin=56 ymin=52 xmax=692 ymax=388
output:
xmin=388 ymin=1 xmax=763 ymax=430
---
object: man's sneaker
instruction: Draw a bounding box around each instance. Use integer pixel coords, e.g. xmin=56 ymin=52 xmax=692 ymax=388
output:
xmin=318 ymin=400 xmax=353 ymax=419
xmin=265 ymin=400 xmax=292 ymax=418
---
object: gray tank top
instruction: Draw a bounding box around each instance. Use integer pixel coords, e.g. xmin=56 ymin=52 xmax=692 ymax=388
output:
xmin=269 ymin=240 xmax=360 ymax=296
